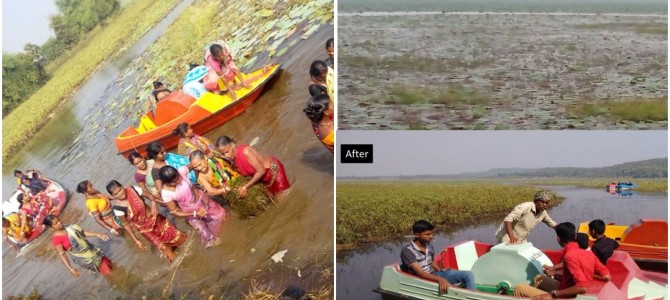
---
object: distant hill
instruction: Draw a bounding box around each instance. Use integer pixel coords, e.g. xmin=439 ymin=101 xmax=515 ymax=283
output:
xmin=504 ymin=158 xmax=667 ymax=178
xmin=338 ymin=158 xmax=668 ymax=179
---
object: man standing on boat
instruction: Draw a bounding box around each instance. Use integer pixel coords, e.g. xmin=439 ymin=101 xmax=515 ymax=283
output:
xmin=495 ymin=190 xmax=557 ymax=244
xmin=400 ymin=220 xmax=476 ymax=293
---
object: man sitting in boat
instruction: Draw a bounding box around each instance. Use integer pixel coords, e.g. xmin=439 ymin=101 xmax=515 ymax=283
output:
xmin=400 ymin=220 xmax=476 ymax=293
xmin=514 ymin=222 xmax=611 ymax=299
xmin=2 ymin=213 xmax=30 ymax=251
xmin=495 ymin=191 xmax=557 ymax=244
xmin=587 ymin=219 xmax=619 ymax=265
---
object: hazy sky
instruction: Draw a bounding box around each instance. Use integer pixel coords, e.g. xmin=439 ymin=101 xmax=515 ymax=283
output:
xmin=3 ymin=0 xmax=58 ymax=53
xmin=336 ymin=131 xmax=668 ymax=177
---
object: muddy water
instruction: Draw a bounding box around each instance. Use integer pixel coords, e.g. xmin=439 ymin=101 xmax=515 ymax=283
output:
xmin=338 ymin=12 xmax=667 ymax=130
xmin=336 ymin=186 xmax=668 ymax=300
xmin=2 ymin=4 xmax=334 ymax=298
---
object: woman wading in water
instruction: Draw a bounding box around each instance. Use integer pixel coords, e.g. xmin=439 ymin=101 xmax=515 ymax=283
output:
xmin=43 ymin=215 xmax=112 ymax=277
xmin=216 ymin=136 xmax=291 ymax=198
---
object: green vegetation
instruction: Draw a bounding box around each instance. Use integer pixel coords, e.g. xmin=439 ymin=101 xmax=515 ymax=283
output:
xmin=343 ymin=53 xmax=493 ymax=73
xmin=1 ymin=0 xmax=180 ymax=162
xmin=336 ymin=181 xmax=561 ymax=248
xmin=339 ymin=0 xmax=667 ymax=14
xmin=389 ymin=84 xmax=490 ymax=105
xmin=575 ymin=22 xmax=668 ymax=35
xmin=567 ymin=98 xmax=668 ymax=123
xmin=2 ymin=0 xmax=121 ymax=116
xmin=2 ymin=52 xmax=49 ymax=115
xmin=519 ymin=178 xmax=667 ymax=193
xmin=6 ymin=288 xmax=42 ymax=300
xmin=141 ymin=0 xmax=333 ymax=90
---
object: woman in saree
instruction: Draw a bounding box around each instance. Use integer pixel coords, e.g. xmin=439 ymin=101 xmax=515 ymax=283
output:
xmin=189 ymin=150 xmax=230 ymax=201
xmin=173 ymin=122 xmax=239 ymax=181
xmin=76 ymin=180 xmax=124 ymax=237
xmin=215 ymin=136 xmax=291 ymax=198
xmin=18 ymin=193 xmax=47 ymax=229
xmin=106 ymin=180 xmax=186 ymax=263
xmin=308 ymin=60 xmax=334 ymax=102
xmin=145 ymin=142 xmax=197 ymax=199
xmin=303 ymin=94 xmax=334 ymax=154
xmin=127 ymin=151 xmax=175 ymax=225
xmin=43 ymin=215 xmax=111 ymax=277
xmin=2 ymin=214 xmax=30 ymax=251
xmin=159 ymin=165 xmax=225 ymax=248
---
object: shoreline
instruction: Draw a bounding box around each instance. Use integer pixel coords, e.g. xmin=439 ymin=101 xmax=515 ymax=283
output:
xmin=1 ymin=0 xmax=181 ymax=163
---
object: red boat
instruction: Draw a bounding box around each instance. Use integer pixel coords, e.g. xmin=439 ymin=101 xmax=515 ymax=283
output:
xmin=114 ymin=64 xmax=281 ymax=158
xmin=2 ymin=178 xmax=70 ymax=249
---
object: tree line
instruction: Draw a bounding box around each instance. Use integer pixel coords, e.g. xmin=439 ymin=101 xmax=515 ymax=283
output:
xmin=2 ymin=0 xmax=120 ymax=116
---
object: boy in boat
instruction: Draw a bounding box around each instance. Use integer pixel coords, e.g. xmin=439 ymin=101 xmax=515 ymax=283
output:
xmin=514 ymin=222 xmax=611 ymax=299
xmin=400 ymin=220 xmax=476 ymax=293
xmin=587 ymin=219 xmax=619 ymax=265
xmin=576 ymin=232 xmax=590 ymax=250
xmin=495 ymin=190 xmax=557 ymax=244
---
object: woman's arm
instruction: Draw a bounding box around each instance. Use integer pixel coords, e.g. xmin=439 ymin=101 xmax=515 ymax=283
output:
xmin=232 ymin=68 xmax=250 ymax=88
xmin=166 ymin=200 xmax=206 ymax=218
xmin=82 ymin=230 xmax=109 ymax=241
xmin=55 ymin=244 xmax=80 ymax=277
xmin=91 ymin=211 xmax=114 ymax=232
xmin=221 ymin=79 xmax=238 ymax=100
xmin=241 ymin=147 xmax=267 ymax=191
xmin=198 ymin=175 xmax=227 ymax=196
xmin=116 ymin=214 xmax=147 ymax=251
xmin=19 ymin=211 xmax=29 ymax=230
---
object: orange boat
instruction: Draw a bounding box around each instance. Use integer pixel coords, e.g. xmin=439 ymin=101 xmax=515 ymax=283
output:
xmin=578 ymin=219 xmax=667 ymax=272
xmin=114 ymin=64 xmax=281 ymax=157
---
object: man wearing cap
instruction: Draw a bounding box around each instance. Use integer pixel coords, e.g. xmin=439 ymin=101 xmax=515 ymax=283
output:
xmin=494 ymin=190 xmax=557 ymax=244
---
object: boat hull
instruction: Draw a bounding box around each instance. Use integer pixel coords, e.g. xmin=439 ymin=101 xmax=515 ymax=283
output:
xmin=3 ymin=179 xmax=70 ymax=248
xmin=578 ymin=220 xmax=668 ymax=272
xmin=375 ymin=240 xmax=667 ymax=300
xmin=114 ymin=64 xmax=281 ymax=157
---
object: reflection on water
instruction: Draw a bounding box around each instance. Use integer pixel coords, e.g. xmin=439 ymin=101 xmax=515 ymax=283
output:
xmin=336 ymin=185 xmax=668 ymax=300
xmin=2 ymin=4 xmax=334 ymax=297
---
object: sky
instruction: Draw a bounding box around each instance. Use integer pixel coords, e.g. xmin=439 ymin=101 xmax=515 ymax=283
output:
xmin=2 ymin=0 xmax=59 ymax=53
xmin=336 ymin=131 xmax=668 ymax=177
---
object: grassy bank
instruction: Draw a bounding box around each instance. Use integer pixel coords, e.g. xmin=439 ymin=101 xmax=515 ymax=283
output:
xmin=566 ymin=98 xmax=668 ymax=123
xmin=1 ymin=0 xmax=180 ymax=162
xmin=518 ymin=177 xmax=667 ymax=192
xmin=336 ymin=181 xmax=562 ymax=249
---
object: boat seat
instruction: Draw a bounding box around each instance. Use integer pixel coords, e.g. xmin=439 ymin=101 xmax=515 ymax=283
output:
xmin=153 ymin=90 xmax=196 ymax=126
xmin=137 ymin=112 xmax=157 ymax=133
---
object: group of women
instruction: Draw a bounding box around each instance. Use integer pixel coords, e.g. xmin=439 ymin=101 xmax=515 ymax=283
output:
xmin=14 ymin=37 xmax=326 ymax=279
xmin=42 ymin=121 xmax=291 ymax=277
xmin=303 ymin=38 xmax=335 ymax=154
